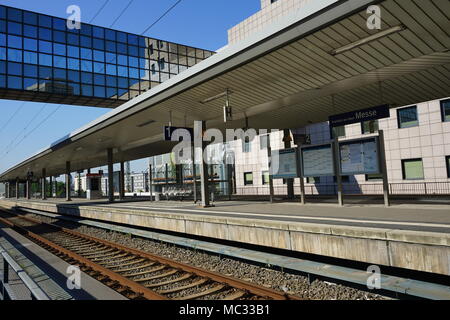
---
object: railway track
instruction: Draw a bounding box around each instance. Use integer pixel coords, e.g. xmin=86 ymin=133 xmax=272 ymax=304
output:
xmin=0 ymin=209 xmax=300 ymax=301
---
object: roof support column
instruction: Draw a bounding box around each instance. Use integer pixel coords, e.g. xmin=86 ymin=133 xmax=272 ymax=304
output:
xmin=195 ymin=121 xmax=211 ymax=208
xmin=41 ymin=168 xmax=47 ymax=200
xmin=119 ymin=161 xmax=125 ymax=201
xmin=283 ymin=129 xmax=294 ymax=200
xmin=65 ymin=162 xmax=71 ymax=202
xmin=148 ymin=161 xmax=153 ymax=202
xmin=48 ymin=176 xmax=53 ymax=198
xmin=26 ymin=178 xmax=31 ymax=200
xmin=16 ymin=179 xmax=19 ymax=199
xmin=107 ymin=148 xmax=114 ymax=203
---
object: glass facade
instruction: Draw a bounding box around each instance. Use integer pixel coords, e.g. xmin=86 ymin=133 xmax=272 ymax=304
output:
xmin=397 ymin=106 xmax=418 ymax=128
xmin=402 ymin=158 xmax=424 ymax=180
xmin=0 ymin=5 xmax=214 ymax=108
xmin=441 ymin=99 xmax=450 ymax=122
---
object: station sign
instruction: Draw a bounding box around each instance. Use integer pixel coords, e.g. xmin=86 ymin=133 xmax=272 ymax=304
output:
xmin=270 ymin=148 xmax=300 ymax=179
xmin=164 ymin=126 xmax=194 ymax=141
xmin=329 ymin=104 xmax=390 ymax=128
xmin=301 ymin=143 xmax=334 ymax=177
xmin=339 ymin=137 xmax=380 ymax=175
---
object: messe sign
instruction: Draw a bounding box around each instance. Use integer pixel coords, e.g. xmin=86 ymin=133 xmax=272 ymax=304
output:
xmin=301 ymin=144 xmax=335 ymax=177
xmin=164 ymin=126 xmax=194 ymax=141
xmin=329 ymin=104 xmax=390 ymax=128
xmin=270 ymin=148 xmax=300 ymax=179
xmin=339 ymin=137 xmax=380 ymax=175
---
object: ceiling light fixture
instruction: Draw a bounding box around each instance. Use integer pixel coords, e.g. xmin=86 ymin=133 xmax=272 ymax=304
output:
xmin=137 ymin=120 xmax=156 ymax=128
xmin=330 ymin=25 xmax=407 ymax=56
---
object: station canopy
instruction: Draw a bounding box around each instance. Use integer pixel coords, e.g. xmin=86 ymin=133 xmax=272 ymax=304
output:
xmin=1 ymin=0 xmax=449 ymax=181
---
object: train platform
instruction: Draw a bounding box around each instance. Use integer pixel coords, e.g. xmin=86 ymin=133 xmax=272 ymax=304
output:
xmin=0 ymin=221 xmax=126 ymax=300
xmin=1 ymin=198 xmax=449 ymax=278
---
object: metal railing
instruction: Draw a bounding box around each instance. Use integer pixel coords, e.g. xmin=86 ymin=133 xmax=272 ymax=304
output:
xmin=234 ymin=182 xmax=450 ymax=197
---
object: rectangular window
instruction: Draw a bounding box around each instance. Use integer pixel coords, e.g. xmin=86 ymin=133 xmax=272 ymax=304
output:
xmin=332 ymin=126 xmax=346 ymax=139
xmin=441 ymin=99 xmax=450 ymax=122
xmin=334 ymin=176 xmax=350 ymax=183
xmin=262 ymin=171 xmax=270 ymax=185
xmin=402 ymin=159 xmax=424 ymax=180
xmin=446 ymin=156 xmax=450 ymax=179
xmin=361 ymin=120 xmax=379 ymax=134
xmin=260 ymin=135 xmax=269 ymax=150
xmin=242 ymin=136 xmax=251 ymax=153
xmin=365 ymin=174 xmax=383 ymax=181
xmin=397 ymin=106 xmax=418 ymax=128
xmin=306 ymin=177 xmax=320 ymax=184
xmin=244 ymin=172 xmax=253 ymax=186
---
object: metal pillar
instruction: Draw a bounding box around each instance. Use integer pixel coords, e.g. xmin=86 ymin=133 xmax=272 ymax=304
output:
xmin=49 ymin=176 xmax=53 ymax=198
xmin=65 ymin=162 xmax=71 ymax=201
xmin=54 ymin=177 xmax=58 ymax=198
xmin=148 ymin=163 xmax=153 ymax=202
xmin=26 ymin=179 xmax=31 ymax=200
xmin=195 ymin=121 xmax=211 ymax=207
xmin=41 ymin=168 xmax=47 ymax=200
xmin=107 ymin=149 xmax=114 ymax=203
xmin=16 ymin=179 xmax=19 ymax=199
xmin=333 ymin=140 xmax=344 ymax=206
xmin=267 ymin=135 xmax=275 ymax=203
xmin=119 ymin=161 xmax=125 ymax=201
xmin=192 ymin=144 xmax=197 ymax=204
xmin=283 ymin=129 xmax=294 ymax=199
xmin=378 ymin=130 xmax=390 ymax=207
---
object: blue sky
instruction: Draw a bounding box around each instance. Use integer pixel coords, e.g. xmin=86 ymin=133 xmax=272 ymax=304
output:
xmin=0 ymin=0 xmax=260 ymax=174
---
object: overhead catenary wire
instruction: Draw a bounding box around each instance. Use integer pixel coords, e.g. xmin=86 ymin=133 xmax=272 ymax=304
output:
xmin=0 ymin=101 xmax=26 ymax=136
xmin=141 ymin=0 xmax=183 ymax=35
xmin=109 ymin=0 xmax=135 ymax=28
xmin=89 ymin=0 xmax=111 ymax=24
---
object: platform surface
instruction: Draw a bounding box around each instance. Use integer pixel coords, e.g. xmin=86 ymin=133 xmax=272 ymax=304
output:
xmin=6 ymin=197 xmax=450 ymax=234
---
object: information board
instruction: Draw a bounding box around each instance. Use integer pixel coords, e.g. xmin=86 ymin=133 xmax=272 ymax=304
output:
xmin=301 ymin=144 xmax=334 ymax=177
xmin=270 ymin=148 xmax=300 ymax=179
xmin=339 ymin=138 xmax=380 ymax=175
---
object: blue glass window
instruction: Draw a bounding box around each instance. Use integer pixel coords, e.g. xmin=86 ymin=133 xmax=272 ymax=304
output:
xmin=67 ymin=33 xmax=79 ymax=46
xmin=53 ymin=18 xmax=66 ymax=31
xmin=23 ymin=12 xmax=38 ymax=25
xmin=93 ymin=40 xmax=104 ymax=51
xmin=39 ymin=53 xmax=52 ymax=66
xmin=8 ymin=75 xmax=22 ymax=89
xmin=138 ymin=37 xmax=146 ymax=47
xmin=93 ymin=62 xmax=105 ymax=73
xmin=0 ymin=6 xmax=6 ymax=19
xmin=94 ymin=74 xmax=105 ymax=86
xmin=128 ymin=46 xmax=138 ymax=57
xmin=0 ymin=20 xmax=5 ymax=33
xmin=118 ymin=77 xmax=128 ymax=88
xmin=23 ymin=25 xmax=38 ymax=38
xmin=68 ymin=70 xmax=80 ymax=82
xmin=24 ymin=38 xmax=37 ymax=51
xmin=94 ymin=86 xmax=105 ymax=97
xmin=7 ymin=8 xmax=22 ymax=22
xmin=8 ymin=35 xmax=22 ymax=49
xmin=67 ymin=46 xmax=79 ymax=58
xmin=80 ymin=36 xmax=91 ymax=48
xmin=105 ymin=52 xmax=116 ymax=64
xmin=80 ymin=24 xmax=92 ymax=36
xmin=117 ymin=55 xmax=127 ymax=66
xmin=39 ymin=27 xmax=52 ymax=41
xmin=81 ymin=72 xmax=93 ymax=84
xmin=118 ymin=66 xmax=128 ymax=77
xmin=129 ymin=56 xmax=138 ymax=68
xmin=0 ymin=74 xmax=5 ymax=87
xmin=0 ymin=61 xmax=5 ymax=73
xmin=117 ymin=43 xmax=127 ymax=55
xmin=106 ymin=64 xmax=116 ymax=75
xmin=129 ymin=68 xmax=139 ymax=78
xmin=8 ymin=62 xmax=22 ymax=76
xmin=93 ymin=50 xmax=104 ymax=62
xmin=105 ymin=29 xmax=116 ymax=41
xmin=81 ymin=85 xmax=92 ymax=96
xmin=39 ymin=15 xmax=52 ymax=28
xmin=54 ymin=68 xmax=66 ymax=79
xmin=81 ymin=60 xmax=92 ymax=72
xmin=7 ymin=48 xmax=22 ymax=62
xmin=0 ymin=34 xmax=5 ymax=46
xmin=67 ymin=58 xmax=80 ymax=70
xmin=72 ymin=83 xmax=80 ymax=95
xmin=53 ymin=31 xmax=66 ymax=43
xmin=24 ymin=78 xmax=38 ymax=90
xmin=105 ymin=41 xmax=116 ymax=52
xmin=93 ymin=26 xmax=104 ymax=39
xmin=8 ymin=22 xmax=22 ymax=35
xmin=23 ymin=51 xmax=37 ymax=64
xmin=39 ymin=66 xmax=52 ymax=79
xmin=24 ymin=64 xmax=38 ymax=77
xmin=53 ymin=43 xmax=66 ymax=56
xmin=39 ymin=40 xmax=52 ymax=53
xmin=127 ymin=34 xmax=138 ymax=45
xmin=106 ymin=76 xmax=116 ymax=86
xmin=117 ymin=32 xmax=127 ymax=43
xmin=81 ymin=48 xmax=92 ymax=60
xmin=107 ymin=87 xmax=117 ymax=98
xmin=53 ymin=55 xmax=66 ymax=68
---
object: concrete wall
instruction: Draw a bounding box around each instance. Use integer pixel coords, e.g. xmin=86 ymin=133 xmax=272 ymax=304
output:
xmin=2 ymin=199 xmax=449 ymax=276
